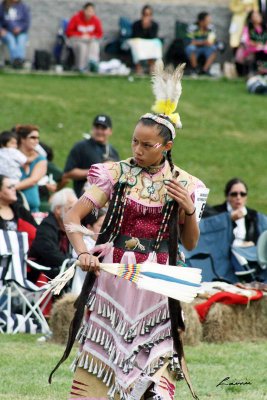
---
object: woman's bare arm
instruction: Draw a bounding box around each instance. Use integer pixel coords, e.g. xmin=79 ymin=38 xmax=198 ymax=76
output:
xmin=16 ymin=160 xmax=47 ymax=191
xmin=166 ymin=180 xmax=199 ymax=250
xmin=64 ymin=198 xmax=100 ymax=273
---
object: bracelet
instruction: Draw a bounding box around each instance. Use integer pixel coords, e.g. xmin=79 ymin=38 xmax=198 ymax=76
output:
xmin=185 ymin=207 xmax=196 ymax=216
xmin=77 ymin=251 xmax=91 ymax=259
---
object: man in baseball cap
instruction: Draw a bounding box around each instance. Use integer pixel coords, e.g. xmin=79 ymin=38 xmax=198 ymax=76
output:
xmin=93 ymin=114 xmax=112 ymax=128
xmin=64 ymin=114 xmax=119 ymax=197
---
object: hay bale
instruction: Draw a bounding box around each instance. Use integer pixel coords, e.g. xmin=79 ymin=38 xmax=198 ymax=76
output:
xmin=203 ymin=296 xmax=267 ymax=343
xmin=182 ymin=302 xmax=203 ymax=346
xmin=49 ymin=293 xmax=77 ymax=344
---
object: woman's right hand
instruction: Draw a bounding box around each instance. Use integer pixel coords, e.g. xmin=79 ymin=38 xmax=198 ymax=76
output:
xmin=78 ymin=253 xmax=100 ymax=276
xmin=231 ymin=209 xmax=244 ymax=221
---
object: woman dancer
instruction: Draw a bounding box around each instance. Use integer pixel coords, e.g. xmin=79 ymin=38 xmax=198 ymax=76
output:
xmin=51 ymin=61 xmax=206 ymax=400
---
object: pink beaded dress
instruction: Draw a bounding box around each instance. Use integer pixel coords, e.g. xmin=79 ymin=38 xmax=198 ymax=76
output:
xmin=69 ymin=158 xmax=204 ymax=400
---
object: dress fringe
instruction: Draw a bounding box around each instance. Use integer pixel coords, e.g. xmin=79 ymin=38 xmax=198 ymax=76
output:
xmin=70 ymin=349 xmax=183 ymax=400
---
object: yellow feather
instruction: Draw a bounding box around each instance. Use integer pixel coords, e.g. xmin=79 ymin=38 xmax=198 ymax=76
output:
xmin=152 ymin=99 xmax=177 ymax=115
xmin=169 ymin=113 xmax=182 ymax=128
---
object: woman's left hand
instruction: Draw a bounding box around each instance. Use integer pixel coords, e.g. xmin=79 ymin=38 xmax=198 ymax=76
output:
xmin=166 ymin=179 xmax=195 ymax=214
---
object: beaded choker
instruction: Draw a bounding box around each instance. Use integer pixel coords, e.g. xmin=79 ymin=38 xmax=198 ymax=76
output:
xmin=133 ymin=158 xmax=166 ymax=175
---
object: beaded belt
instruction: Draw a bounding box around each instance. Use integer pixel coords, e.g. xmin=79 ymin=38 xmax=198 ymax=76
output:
xmin=114 ymin=234 xmax=169 ymax=254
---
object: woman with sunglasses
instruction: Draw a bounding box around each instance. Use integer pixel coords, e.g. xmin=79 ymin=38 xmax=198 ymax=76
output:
xmin=212 ymin=178 xmax=260 ymax=278
xmin=213 ymin=178 xmax=259 ymax=246
xmin=15 ymin=125 xmax=47 ymax=212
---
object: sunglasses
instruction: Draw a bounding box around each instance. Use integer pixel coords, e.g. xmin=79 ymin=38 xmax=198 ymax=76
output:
xmin=28 ymin=136 xmax=40 ymax=140
xmin=229 ymin=192 xmax=247 ymax=197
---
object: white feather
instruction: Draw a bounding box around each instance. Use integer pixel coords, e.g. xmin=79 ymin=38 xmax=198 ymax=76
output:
xmin=140 ymin=262 xmax=202 ymax=284
xmin=169 ymin=64 xmax=185 ymax=104
xmin=39 ymin=262 xmax=77 ymax=299
xmin=100 ymin=263 xmax=120 ymax=275
xmin=137 ymin=276 xmax=200 ymax=303
xmin=65 ymin=223 xmax=94 ymax=237
xmin=101 ymin=262 xmax=201 ymax=303
xmin=152 ymin=59 xmax=167 ymax=100
xmin=42 ymin=261 xmax=201 ymax=303
xmin=152 ymin=60 xmax=186 ymax=106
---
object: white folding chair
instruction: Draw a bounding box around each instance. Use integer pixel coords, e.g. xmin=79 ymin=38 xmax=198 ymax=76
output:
xmin=0 ymin=229 xmax=52 ymax=334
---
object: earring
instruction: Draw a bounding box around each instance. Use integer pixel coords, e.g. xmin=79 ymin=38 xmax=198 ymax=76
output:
xmin=162 ymin=150 xmax=167 ymax=156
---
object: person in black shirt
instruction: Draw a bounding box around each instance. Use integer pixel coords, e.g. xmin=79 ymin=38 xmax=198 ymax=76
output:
xmin=132 ymin=5 xmax=158 ymax=39
xmin=63 ymin=114 xmax=120 ymax=197
xmin=131 ymin=5 xmax=160 ymax=74
xmin=28 ymin=188 xmax=77 ymax=281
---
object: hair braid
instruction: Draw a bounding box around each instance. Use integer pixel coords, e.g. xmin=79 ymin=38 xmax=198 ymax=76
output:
xmin=166 ymin=149 xmax=185 ymax=364
xmin=166 ymin=149 xmax=174 ymax=171
xmin=49 ymin=181 xmax=127 ymax=383
xmin=168 ymin=201 xmax=185 ymax=366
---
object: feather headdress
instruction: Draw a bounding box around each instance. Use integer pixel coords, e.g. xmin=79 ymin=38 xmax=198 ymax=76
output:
xmin=143 ymin=60 xmax=185 ymax=139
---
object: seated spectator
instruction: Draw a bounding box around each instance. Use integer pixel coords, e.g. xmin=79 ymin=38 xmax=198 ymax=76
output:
xmin=229 ymin=0 xmax=258 ymax=50
xmin=15 ymin=125 xmax=47 ymax=212
xmin=129 ymin=4 xmax=162 ymax=75
xmin=0 ymin=0 xmax=30 ymax=68
xmin=207 ymin=178 xmax=262 ymax=279
xmin=235 ymin=10 xmax=267 ymax=74
xmin=0 ymin=174 xmax=37 ymax=245
xmin=38 ymin=142 xmax=68 ymax=212
xmin=64 ymin=114 xmax=119 ymax=198
xmin=186 ymin=11 xmax=217 ymax=76
xmin=66 ymin=2 xmax=103 ymax=72
xmin=28 ymin=188 xmax=77 ymax=282
xmin=0 ymin=130 xmax=28 ymax=183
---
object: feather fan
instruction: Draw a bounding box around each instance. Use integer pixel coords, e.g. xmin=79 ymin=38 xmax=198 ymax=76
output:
xmin=41 ymin=261 xmax=201 ymax=304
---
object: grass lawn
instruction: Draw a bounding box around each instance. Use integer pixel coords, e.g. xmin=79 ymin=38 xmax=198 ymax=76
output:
xmin=0 ymin=72 xmax=267 ymax=212
xmin=0 ymin=334 xmax=266 ymax=400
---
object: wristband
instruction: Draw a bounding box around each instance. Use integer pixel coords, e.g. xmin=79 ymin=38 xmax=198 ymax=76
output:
xmin=77 ymin=251 xmax=91 ymax=259
xmin=185 ymin=207 xmax=196 ymax=216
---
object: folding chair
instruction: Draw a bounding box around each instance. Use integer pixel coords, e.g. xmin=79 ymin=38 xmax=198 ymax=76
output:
xmin=0 ymin=229 xmax=52 ymax=334
xmin=181 ymin=213 xmax=237 ymax=283
xmin=257 ymin=230 xmax=267 ymax=270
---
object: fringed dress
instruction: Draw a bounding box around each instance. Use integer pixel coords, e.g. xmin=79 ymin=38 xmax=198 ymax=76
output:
xmin=69 ymin=158 xmax=204 ymax=400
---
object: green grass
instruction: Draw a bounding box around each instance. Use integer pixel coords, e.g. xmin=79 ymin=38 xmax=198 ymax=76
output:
xmin=0 ymin=334 xmax=266 ymax=399
xmin=0 ymin=72 xmax=267 ymax=212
